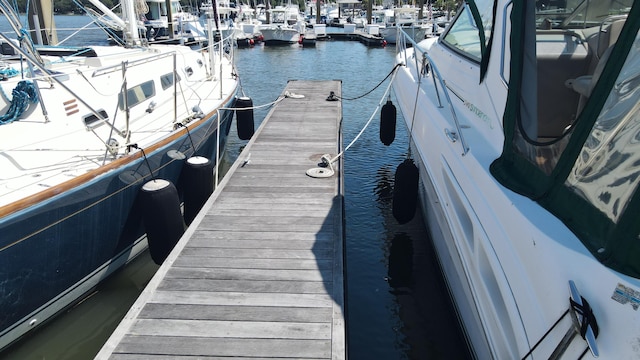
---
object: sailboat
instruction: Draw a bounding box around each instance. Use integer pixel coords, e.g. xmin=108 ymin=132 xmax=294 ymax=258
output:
xmin=0 ymin=0 xmax=239 ymax=351
xmin=392 ymin=0 xmax=638 ymax=358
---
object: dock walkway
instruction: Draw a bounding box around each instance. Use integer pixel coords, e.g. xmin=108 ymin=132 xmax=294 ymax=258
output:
xmin=96 ymin=80 xmax=345 ymax=359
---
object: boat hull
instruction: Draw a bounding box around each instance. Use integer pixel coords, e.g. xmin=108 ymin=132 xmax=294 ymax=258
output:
xmin=260 ymin=27 xmax=300 ymax=44
xmin=405 ymin=139 xmax=491 ymax=360
xmin=0 ymin=97 xmax=236 ymax=351
xmin=380 ymin=25 xmax=426 ymax=44
xmin=393 ymin=32 xmax=640 ymax=358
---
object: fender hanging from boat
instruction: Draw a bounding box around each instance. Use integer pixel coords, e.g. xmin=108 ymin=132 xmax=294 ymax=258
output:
xmin=182 ymin=156 xmax=214 ymax=225
xmin=139 ymin=179 xmax=186 ymax=265
xmin=235 ymin=96 xmax=255 ymax=140
xmin=380 ymin=99 xmax=396 ymax=146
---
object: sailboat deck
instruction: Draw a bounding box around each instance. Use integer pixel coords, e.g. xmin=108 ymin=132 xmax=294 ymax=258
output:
xmin=96 ymin=80 xmax=345 ymax=359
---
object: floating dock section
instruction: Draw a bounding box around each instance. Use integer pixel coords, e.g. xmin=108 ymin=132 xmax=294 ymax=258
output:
xmin=96 ymin=80 xmax=345 ymax=359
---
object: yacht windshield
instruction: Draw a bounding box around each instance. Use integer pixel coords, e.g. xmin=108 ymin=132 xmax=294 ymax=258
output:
xmin=441 ymin=0 xmax=495 ymax=62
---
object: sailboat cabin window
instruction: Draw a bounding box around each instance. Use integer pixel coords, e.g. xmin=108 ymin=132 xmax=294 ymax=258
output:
xmin=118 ymin=80 xmax=156 ymax=110
xmin=441 ymin=0 xmax=495 ymax=62
xmin=160 ymin=72 xmax=181 ymax=90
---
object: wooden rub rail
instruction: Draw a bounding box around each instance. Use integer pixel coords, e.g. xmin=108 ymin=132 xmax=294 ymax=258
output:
xmin=96 ymin=80 xmax=345 ymax=360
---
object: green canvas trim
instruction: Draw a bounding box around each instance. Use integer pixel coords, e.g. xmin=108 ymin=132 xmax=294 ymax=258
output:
xmin=491 ymin=2 xmax=640 ymax=277
xmin=489 ymin=1 xmax=550 ymax=197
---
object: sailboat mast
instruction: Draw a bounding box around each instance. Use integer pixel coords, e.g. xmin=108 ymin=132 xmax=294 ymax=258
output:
xmin=165 ymin=0 xmax=175 ymax=40
xmin=27 ymin=0 xmax=58 ymax=45
xmin=122 ymin=0 xmax=141 ymax=45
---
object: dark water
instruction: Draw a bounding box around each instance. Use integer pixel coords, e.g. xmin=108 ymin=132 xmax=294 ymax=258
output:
xmin=0 ymin=15 xmax=469 ymax=360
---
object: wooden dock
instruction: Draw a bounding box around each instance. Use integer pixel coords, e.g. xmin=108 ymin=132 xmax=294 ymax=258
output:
xmin=96 ymin=80 xmax=345 ymax=359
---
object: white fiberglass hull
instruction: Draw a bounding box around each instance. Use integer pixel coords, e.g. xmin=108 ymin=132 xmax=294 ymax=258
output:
xmin=260 ymin=26 xmax=300 ymax=44
xmin=380 ymin=25 xmax=426 ymax=44
xmin=392 ymin=37 xmax=640 ymax=359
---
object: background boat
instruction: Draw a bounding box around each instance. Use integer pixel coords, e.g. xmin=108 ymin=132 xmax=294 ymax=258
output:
xmin=259 ymin=2 xmax=305 ymax=45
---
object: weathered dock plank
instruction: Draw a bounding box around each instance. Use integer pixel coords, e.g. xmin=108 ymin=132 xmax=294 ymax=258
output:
xmin=96 ymin=80 xmax=345 ymax=360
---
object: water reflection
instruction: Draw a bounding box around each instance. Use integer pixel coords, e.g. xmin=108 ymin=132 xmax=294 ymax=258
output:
xmin=386 ymin=233 xmax=414 ymax=293
xmin=374 ymin=165 xmax=394 ymax=203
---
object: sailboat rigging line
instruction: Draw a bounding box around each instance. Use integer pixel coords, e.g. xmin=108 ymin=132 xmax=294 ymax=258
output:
xmin=520 ymin=308 xmax=569 ymax=360
xmin=127 ymin=144 xmax=156 ymax=181
xmin=60 ymin=3 xmax=105 ymax=45
xmin=77 ymin=68 xmax=126 ymax=97
xmin=175 ymin=123 xmax=196 ymax=153
xmin=330 ymin=63 xmax=401 ymax=101
xmin=327 ymin=67 xmax=399 ymax=165
xmin=215 ymin=109 xmax=221 ymax=186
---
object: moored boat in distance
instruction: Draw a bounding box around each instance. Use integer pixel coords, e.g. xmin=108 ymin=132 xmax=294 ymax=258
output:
xmin=392 ymin=0 xmax=639 ymax=358
xmin=259 ymin=1 xmax=305 ymax=45
xmin=0 ymin=0 xmax=238 ymax=351
xmin=140 ymin=0 xmax=206 ymax=44
xmin=200 ymin=0 xmax=262 ymax=46
xmin=378 ymin=6 xmax=428 ymax=44
xmin=97 ymin=0 xmax=207 ymax=45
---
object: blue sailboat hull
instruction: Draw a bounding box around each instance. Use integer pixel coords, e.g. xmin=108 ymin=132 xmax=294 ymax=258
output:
xmin=0 ymin=100 xmax=236 ymax=350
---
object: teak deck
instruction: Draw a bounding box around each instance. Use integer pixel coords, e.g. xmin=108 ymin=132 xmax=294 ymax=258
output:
xmin=96 ymin=80 xmax=345 ymax=359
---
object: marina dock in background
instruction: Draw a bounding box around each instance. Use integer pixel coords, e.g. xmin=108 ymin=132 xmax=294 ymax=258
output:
xmin=95 ymin=80 xmax=345 ymax=359
xmin=324 ymin=30 xmax=387 ymax=46
xmin=309 ymin=23 xmax=387 ymax=47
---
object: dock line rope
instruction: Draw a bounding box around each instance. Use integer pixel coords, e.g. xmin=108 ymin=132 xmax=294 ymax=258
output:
xmin=218 ymin=91 xmax=298 ymax=113
xmin=330 ymin=66 xmax=398 ymax=163
xmin=327 ymin=63 xmax=401 ymax=101
xmin=520 ymin=308 xmax=569 ymax=360
xmin=0 ymin=80 xmax=39 ymax=125
xmin=307 ymin=65 xmax=399 ymax=178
